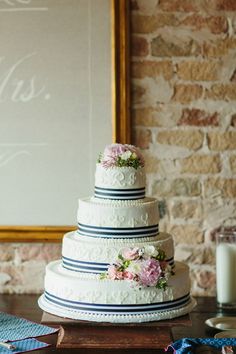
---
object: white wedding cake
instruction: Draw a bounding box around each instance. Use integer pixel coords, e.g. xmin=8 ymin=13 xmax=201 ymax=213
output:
xmin=38 ymin=144 xmax=195 ymax=323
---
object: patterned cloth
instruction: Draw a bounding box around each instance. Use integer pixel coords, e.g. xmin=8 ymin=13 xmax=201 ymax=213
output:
xmin=0 ymin=338 xmax=50 ymax=353
xmin=0 ymin=311 xmax=58 ymax=342
xmin=167 ymin=338 xmax=236 ymax=354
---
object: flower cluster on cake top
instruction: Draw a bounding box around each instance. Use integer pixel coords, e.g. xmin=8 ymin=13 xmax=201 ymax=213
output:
xmin=100 ymin=245 xmax=173 ymax=290
xmin=98 ymin=143 xmax=145 ymax=169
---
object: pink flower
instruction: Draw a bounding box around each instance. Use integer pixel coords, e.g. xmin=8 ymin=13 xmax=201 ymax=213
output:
xmin=104 ymin=144 xmax=127 ymax=157
xmin=122 ymin=247 xmax=140 ymax=261
xmin=139 ymin=259 xmax=162 ymax=287
xmin=123 ymin=270 xmax=135 ymax=280
xmin=107 ymin=265 xmax=123 ymax=280
xmin=100 ymin=143 xmax=145 ymax=168
xmin=102 ymin=144 xmax=127 ymax=168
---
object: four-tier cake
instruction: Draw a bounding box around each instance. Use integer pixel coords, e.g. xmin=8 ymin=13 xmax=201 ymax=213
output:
xmin=38 ymin=144 xmax=195 ymax=323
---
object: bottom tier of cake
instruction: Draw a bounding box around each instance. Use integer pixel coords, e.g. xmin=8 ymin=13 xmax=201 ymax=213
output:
xmin=38 ymin=260 xmax=196 ymax=323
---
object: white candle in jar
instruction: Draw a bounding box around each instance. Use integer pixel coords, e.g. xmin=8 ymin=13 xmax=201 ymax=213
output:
xmin=216 ymin=242 xmax=236 ymax=304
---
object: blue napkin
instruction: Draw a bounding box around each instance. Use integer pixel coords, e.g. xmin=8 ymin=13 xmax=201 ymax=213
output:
xmin=0 ymin=312 xmax=58 ymax=342
xmin=166 ymin=338 xmax=236 ymax=354
xmin=0 ymin=338 xmax=50 ymax=353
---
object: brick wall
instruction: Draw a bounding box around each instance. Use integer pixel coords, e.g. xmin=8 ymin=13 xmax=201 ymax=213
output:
xmin=132 ymin=0 xmax=236 ymax=295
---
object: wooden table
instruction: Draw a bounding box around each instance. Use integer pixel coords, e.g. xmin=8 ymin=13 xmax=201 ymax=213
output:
xmin=0 ymin=295 xmax=235 ymax=353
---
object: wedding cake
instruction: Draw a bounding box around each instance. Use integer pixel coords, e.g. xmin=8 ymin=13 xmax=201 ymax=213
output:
xmin=38 ymin=144 xmax=195 ymax=323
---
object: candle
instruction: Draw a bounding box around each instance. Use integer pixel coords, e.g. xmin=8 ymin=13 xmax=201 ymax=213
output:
xmin=216 ymin=232 xmax=236 ymax=308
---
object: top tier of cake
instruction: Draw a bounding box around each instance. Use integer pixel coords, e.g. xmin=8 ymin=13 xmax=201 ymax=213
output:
xmin=95 ymin=144 xmax=146 ymax=200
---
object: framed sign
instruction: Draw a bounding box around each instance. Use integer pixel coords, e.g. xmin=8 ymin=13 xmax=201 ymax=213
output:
xmin=0 ymin=0 xmax=131 ymax=242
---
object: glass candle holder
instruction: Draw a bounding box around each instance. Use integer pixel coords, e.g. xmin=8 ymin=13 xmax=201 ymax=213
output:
xmin=216 ymin=231 xmax=236 ymax=309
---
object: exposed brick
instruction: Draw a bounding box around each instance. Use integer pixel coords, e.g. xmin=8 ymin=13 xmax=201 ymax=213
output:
xmin=172 ymin=85 xmax=203 ymax=104
xmin=152 ymin=178 xmax=201 ymax=197
xmin=134 ymin=128 xmax=152 ymax=149
xmin=208 ymin=132 xmax=236 ymax=150
xmin=133 ymin=108 xmax=161 ymax=127
xmin=194 ymin=269 xmax=216 ymax=291
xmin=18 ymin=244 xmax=61 ymax=262
xmin=0 ymin=245 xmax=14 ymax=262
xmin=169 ymin=199 xmax=202 ymax=219
xmin=176 ymin=245 xmax=215 ymax=265
xmin=230 ymin=70 xmax=236 ymax=82
xmin=131 ymin=36 xmax=149 ymax=57
xmin=157 ymin=130 xmax=204 ymax=150
xmin=231 ymin=114 xmax=236 ymax=127
xmin=132 ymin=14 xmax=179 ymax=33
xmin=177 ymin=61 xmax=220 ymax=81
xmin=159 ymin=0 xmax=198 ymax=12
xmin=167 ymin=224 xmax=203 ymax=244
xmin=180 ymin=154 xmax=221 ymax=174
xmin=131 ymin=83 xmax=146 ymax=104
xmin=203 ymin=38 xmax=236 ymax=58
xmin=175 ymin=245 xmax=204 ymax=263
xmin=180 ymin=14 xmax=227 ymax=34
xmin=0 ymin=261 xmax=45 ymax=293
xmin=144 ymin=156 xmax=160 ymax=173
xmin=151 ymin=35 xmax=200 ymax=57
xmin=213 ymin=0 xmax=236 ymax=11
xmin=229 ymin=155 xmax=236 ymax=174
xmin=132 ymin=61 xmax=173 ymax=80
xmin=205 ymin=84 xmax=236 ymax=101
xmin=179 ymin=108 xmax=219 ymax=126
xmin=204 ymin=178 xmax=236 ymax=198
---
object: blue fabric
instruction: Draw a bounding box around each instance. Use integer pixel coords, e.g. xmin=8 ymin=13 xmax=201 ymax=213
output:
xmin=0 ymin=338 xmax=50 ymax=353
xmin=167 ymin=338 xmax=236 ymax=354
xmin=0 ymin=312 xmax=58 ymax=342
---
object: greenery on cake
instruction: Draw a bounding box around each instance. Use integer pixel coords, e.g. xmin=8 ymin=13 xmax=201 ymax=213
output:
xmin=98 ymin=143 xmax=145 ymax=169
xmin=100 ymin=246 xmax=173 ymax=290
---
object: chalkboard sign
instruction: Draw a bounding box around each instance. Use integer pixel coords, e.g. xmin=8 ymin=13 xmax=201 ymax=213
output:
xmin=0 ymin=0 xmax=131 ymax=242
xmin=0 ymin=0 xmax=113 ymax=229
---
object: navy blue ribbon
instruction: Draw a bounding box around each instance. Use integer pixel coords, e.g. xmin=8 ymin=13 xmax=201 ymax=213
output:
xmin=44 ymin=291 xmax=190 ymax=314
xmin=78 ymin=223 xmax=159 ymax=239
xmin=94 ymin=186 xmax=145 ymax=200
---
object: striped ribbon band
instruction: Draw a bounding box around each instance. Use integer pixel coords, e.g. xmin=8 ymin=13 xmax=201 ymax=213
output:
xmin=78 ymin=223 xmax=159 ymax=239
xmin=62 ymin=256 xmax=175 ymax=274
xmin=44 ymin=291 xmax=190 ymax=315
xmin=94 ymin=186 xmax=145 ymax=200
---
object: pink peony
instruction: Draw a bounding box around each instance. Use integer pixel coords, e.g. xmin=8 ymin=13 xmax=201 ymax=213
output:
xmin=107 ymin=265 xmax=123 ymax=280
xmin=100 ymin=143 xmax=145 ymax=168
xmin=139 ymin=259 xmax=162 ymax=287
xmin=122 ymin=247 xmax=140 ymax=261
xmin=102 ymin=144 xmax=127 ymax=168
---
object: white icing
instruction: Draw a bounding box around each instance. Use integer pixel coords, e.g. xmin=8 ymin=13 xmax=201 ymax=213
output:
xmin=62 ymin=231 xmax=174 ymax=264
xmin=44 ymin=261 xmax=190 ymax=305
xmin=78 ymin=197 xmax=159 ymax=227
xmin=95 ymin=164 xmax=146 ymax=190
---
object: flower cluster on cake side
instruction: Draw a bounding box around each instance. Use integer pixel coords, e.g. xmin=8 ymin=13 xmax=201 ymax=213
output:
xmin=100 ymin=245 xmax=173 ymax=290
xmin=98 ymin=143 xmax=145 ymax=169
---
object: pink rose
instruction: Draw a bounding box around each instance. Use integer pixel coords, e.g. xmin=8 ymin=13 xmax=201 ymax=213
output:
xmin=122 ymin=247 xmax=140 ymax=261
xmin=139 ymin=259 xmax=162 ymax=287
xmin=107 ymin=265 xmax=123 ymax=280
xmin=123 ymin=270 xmax=135 ymax=280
